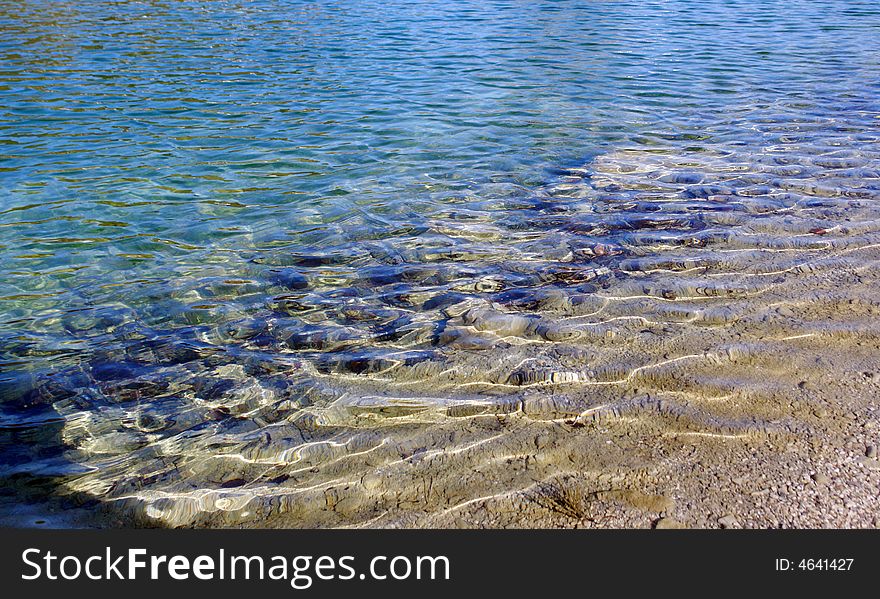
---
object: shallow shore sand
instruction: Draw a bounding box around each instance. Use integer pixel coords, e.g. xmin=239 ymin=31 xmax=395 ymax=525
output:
xmin=22 ymin=143 xmax=878 ymax=530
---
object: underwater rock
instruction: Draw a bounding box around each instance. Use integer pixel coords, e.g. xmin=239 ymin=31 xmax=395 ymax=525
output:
xmin=131 ymin=409 xmax=174 ymax=433
xmin=461 ymin=306 xmax=534 ymax=337
xmin=271 ymin=320 xmax=362 ymax=351
xmin=422 ymin=292 xmax=471 ymax=311
xmin=500 ymin=288 xmax=574 ymax=313
xmin=90 ymin=361 xmax=141 ymax=382
xmin=534 ymin=322 xmax=583 ymax=342
xmin=0 ymin=371 xmax=81 ymax=407
xmin=188 ymin=376 xmax=237 ymax=400
xmin=81 ymin=431 xmax=148 ymax=455
xmin=126 ymin=336 xmax=216 ymax=366
xmin=437 ymin=327 xmax=496 ymax=350
xmin=265 ymin=268 xmax=309 ymax=290
xmin=61 ymin=306 xmax=134 ymax=335
xmin=507 ymin=368 xmax=587 ymax=386
xmin=216 ymin=318 xmax=268 ymax=342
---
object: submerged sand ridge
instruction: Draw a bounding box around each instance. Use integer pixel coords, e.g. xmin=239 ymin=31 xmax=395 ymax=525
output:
xmin=7 ymin=111 xmax=880 ymax=528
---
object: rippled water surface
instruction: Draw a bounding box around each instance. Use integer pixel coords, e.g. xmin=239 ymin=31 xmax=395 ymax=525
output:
xmin=3 ymin=1 xmax=880 ymax=527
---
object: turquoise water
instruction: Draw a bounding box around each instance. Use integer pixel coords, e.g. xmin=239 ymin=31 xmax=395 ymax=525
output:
xmin=2 ymin=1 xmax=880 ymax=527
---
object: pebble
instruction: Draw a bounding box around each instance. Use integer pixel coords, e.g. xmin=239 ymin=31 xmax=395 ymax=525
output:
xmin=718 ymin=515 xmax=739 ymax=529
xmin=866 ymin=445 xmax=877 ymax=458
xmin=362 ymin=473 xmax=383 ymax=491
xmin=654 ymin=517 xmax=683 ymax=530
xmin=811 ymin=473 xmax=830 ymax=485
xmin=534 ymin=433 xmax=551 ymax=450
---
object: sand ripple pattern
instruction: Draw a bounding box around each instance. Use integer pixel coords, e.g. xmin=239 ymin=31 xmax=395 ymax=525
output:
xmin=4 ymin=103 xmax=880 ymax=526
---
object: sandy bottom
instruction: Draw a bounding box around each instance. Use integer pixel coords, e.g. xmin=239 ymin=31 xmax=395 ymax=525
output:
xmin=84 ymin=259 xmax=880 ymax=528
xmin=6 ymin=139 xmax=880 ymax=529
xmin=118 ymin=264 xmax=880 ymax=529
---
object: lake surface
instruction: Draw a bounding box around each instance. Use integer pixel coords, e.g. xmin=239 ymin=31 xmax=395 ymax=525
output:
xmin=2 ymin=1 xmax=880 ymax=527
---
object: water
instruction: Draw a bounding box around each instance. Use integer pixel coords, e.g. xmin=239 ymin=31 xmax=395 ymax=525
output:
xmin=2 ymin=0 xmax=880 ymax=527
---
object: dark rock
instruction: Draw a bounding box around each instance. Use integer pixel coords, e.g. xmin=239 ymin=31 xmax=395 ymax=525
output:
xmin=265 ymin=268 xmax=309 ymax=290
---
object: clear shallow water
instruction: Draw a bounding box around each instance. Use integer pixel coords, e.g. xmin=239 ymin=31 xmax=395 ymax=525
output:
xmin=2 ymin=0 xmax=880 ymax=527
